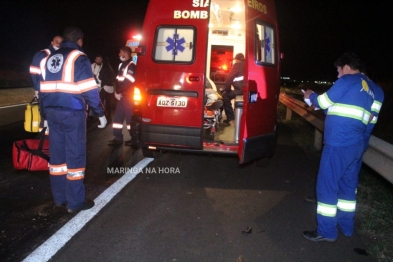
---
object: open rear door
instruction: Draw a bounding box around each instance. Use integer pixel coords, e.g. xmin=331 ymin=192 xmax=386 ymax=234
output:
xmin=238 ymin=0 xmax=280 ymax=163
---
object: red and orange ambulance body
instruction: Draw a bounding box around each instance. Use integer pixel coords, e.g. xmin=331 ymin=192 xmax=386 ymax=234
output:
xmin=130 ymin=0 xmax=281 ymax=163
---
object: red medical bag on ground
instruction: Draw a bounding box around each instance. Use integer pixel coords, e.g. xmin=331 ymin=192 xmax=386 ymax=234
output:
xmin=12 ymin=128 xmax=50 ymax=171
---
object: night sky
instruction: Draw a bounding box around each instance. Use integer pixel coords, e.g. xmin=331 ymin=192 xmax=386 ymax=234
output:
xmin=276 ymin=0 xmax=393 ymax=82
xmin=1 ymin=0 xmax=392 ymax=82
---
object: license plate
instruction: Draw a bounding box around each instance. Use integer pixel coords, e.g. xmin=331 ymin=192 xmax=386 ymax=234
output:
xmin=156 ymin=97 xmax=187 ymax=107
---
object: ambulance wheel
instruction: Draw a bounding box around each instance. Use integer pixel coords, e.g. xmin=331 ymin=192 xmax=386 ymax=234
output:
xmin=142 ymin=148 xmax=156 ymax=158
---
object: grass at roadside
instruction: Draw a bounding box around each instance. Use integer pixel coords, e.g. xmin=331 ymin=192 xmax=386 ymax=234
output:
xmin=277 ymin=97 xmax=393 ymax=262
xmin=357 ymin=167 xmax=393 ymax=261
xmin=0 ymin=88 xmax=35 ymax=107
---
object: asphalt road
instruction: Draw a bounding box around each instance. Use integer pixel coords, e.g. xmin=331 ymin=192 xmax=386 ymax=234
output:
xmin=0 ymin=115 xmax=375 ymax=261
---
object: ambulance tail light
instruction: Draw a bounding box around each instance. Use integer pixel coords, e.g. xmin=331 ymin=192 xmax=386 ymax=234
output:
xmin=135 ymin=45 xmax=146 ymax=55
xmin=134 ymin=87 xmax=141 ymax=105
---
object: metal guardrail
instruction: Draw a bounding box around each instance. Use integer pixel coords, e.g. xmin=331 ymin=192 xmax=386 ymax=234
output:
xmin=279 ymin=92 xmax=393 ymax=185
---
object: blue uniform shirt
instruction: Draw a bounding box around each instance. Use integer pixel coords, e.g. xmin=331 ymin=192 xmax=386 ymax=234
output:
xmin=40 ymin=41 xmax=104 ymax=118
xmin=310 ymin=73 xmax=374 ymax=146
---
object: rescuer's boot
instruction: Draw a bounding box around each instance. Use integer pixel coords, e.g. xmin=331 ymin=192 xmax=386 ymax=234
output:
xmin=67 ymin=199 xmax=95 ymax=214
xmin=223 ymin=117 xmax=234 ymax=124
xmin=302 ymin=230 xmax=336 ymax=242
xmin=108 ymin=139 xmax=123 ymax=146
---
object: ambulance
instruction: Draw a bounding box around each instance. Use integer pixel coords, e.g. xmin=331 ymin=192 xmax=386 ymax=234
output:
xmin=129 ymin=0 xmax=281 ymax=164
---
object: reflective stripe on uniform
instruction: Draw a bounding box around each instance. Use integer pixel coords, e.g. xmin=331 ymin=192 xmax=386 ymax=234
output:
xmin=125 ymin=74 xmax=135 ymax=83
xmin=112 ymin=123 xmax=123 ymax=129
xmin=327 ymin=104 xmax=371 ymax=124
xmin=30 ymin=66 xmax=41 ymax=74
xmin=233 ymin=76 xmax=243 ymax=82
xmin=117 ymin=61 xmax=136 ymax=83
xmin=40 ymin=79 xmax=97 ymax=94
xmin=317 ymin=202 xmax=337 ymax=217
xmin=50 ymin=164 xmax=67 ymax=175
xmin=30 ymin=49 xmax=50 ymax=77
xmin=371 ymin=100 xmax=382 ymax=113
xmin=317 ymin=93 xmax=334 ymax=109
xmin=370 ymin=116 xmax=378 ymax=124
xmin=78 ymin=79 xmax=99 ymax=92
xmin=39 ymin=50 xmax=96 ymax=92
xmin=63 ymin=50 xmax=82 ymax=82
xmin=337 ymin=199 xmax=356 ymax=212
xmin=67 ymin=168 xmax=85 ymax=180
xmin=40 ymin=50 xmax=50 ymax=80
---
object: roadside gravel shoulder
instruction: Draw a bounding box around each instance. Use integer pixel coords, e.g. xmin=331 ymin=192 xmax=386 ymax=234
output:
xmin=0 ymin=87 xmax=35 ymax=107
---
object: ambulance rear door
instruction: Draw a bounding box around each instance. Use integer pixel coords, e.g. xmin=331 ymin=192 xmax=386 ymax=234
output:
xmin=137 ymin=0 xmax=210 ymax=149
xmin=238 ymin=0 xmax=280 ymax=163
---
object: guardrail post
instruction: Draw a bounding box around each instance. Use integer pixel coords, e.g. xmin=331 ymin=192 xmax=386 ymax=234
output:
xmin=285 ymin=107 xmax=293 ymax=121
xmin=314 ymin=129 xmax=323 ymax=150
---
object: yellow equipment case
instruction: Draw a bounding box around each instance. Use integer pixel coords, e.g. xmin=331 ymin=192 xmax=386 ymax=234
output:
xmin=24 ymin=97 xmax=41 ymax=132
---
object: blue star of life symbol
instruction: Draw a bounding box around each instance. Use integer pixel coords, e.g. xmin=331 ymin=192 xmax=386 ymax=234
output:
xmin=265 ymin=35 xmax=271 ymax=53
xmin=47 ymin=54 xmax=63 ymax=73
xmin=51 ymin=57 xmax=61 ymax=69
xmin=166 ymin=34 xmax=186 ymax=56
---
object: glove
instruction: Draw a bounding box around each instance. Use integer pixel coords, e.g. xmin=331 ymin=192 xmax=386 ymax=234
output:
xmin=34 ymin=91 xmax=39 ymax=99
xmin=43 ymin=120 xmax=49 ymax=135
xmin=115 ymin=92 xmax=122 ymax=100
xmin=302 ymin=89 xmax=313 ymax=107
xmin=98 ymin=116 xmax=107 ymax=128
xmin=304 ymin=98 xmax=312 ymax=107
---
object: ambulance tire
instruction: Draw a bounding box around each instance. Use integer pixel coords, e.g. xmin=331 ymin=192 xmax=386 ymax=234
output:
xmin=142 ymin=148 xmax=156 ymax=158
xmin=130 ymin=148 xmax=146 ymax=166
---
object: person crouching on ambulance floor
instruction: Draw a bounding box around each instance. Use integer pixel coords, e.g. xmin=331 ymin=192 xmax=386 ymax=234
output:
xmin=221 ymin=53 xmax=245 ymax=124
xmin=40 ymin=26 xmax=107 ymax=213
xmin=108 ymin=46 xmax=136 ymax=147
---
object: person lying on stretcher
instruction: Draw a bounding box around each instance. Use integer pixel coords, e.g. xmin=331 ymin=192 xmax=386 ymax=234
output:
xmin=204 ymin=80 xmax=223 ymax=112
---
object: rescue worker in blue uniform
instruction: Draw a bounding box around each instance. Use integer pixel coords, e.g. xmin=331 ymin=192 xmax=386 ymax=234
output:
xmin=108 ymin=46 xmax=136 ymax=146
xmin=40 ymin=27 xmax=107 ymax=213
xmin=30 ymin=35 xmax=63 ymax=96
xmin=29 ymin=35 xmax=63 ymax=134
xmin=302 ymin=53 xmax=375 ymax=242
xmin=221 ymin=53 xmax=244 ymax=124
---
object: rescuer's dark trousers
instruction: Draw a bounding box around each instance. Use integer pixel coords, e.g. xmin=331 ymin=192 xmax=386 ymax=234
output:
xmin=222 ymin=89 xmax=241 ymax=120
xmin=316 ymin=141 xmax=363 ymax=239
xmin=112 ymin=93 xmax=134 ymax=141
xmin=46 ymin=108 xmax=87 ymax=210
xmin=100 ymin=89 xmax=113 ymax=123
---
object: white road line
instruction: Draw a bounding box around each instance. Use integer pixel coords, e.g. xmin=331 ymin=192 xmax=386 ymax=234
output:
xmin=22 ymin=157 xmax=154 ymax=262
xmin=0 ymin=103 xmax=27 ymax=109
